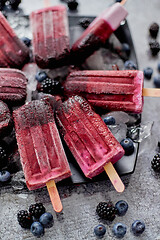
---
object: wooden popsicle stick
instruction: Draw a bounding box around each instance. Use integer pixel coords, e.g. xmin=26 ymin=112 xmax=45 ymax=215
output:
xmin=142 ymin=88 xmax=160 ymax=97
xmin=120 ymin=0 xmax=127 ymax=6
xmin=46 ymin=180 xmax=63 ymax=213
xmin=44 ymin=0 xmax=51 ymax=7
xmin=103 ymin=162 xmax=125 ymax=192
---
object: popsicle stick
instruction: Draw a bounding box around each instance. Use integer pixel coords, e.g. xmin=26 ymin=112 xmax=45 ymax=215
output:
xmin=44 ymin=0 xmax=51 ymax=7
xmin=46 ymin=180 xmax=63 ymax=213
xmin=120 ymin=0 xmax=127 ymax=5
xmin=142 ymin=88 xmax=160 ymax=97
xmin=103 ymin=162 xmax=125 ymax=192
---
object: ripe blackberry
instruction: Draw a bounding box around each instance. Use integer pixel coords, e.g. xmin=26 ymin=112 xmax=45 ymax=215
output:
xmin=29 ymin=203 xmax=46 ymax=218
xmin=17 ymin=210 xmax=33 ymax=228
xmin=79 ymin=18 xmax=91 ymax=29
xmin=8 ymin=0 xmax=21 ymax=10
xmin=0 ymin=0 xmax=6 ymax=10
xmin=41 ymin=77 xmax=61 ymax=95
xmin=149 ymin=22 xmax=159 ymax=38
xmin=0 ymin=145 xmax=8 ymax=169
xmin=67 ymin=0 xmax=78 ymax=10
xmin=96 ymin=202 xmax=116 ymax=221
xmin=151 ymin=153 xmax=160 ymax=172
xmin=149 ymin=40 xmax=160 ymax=56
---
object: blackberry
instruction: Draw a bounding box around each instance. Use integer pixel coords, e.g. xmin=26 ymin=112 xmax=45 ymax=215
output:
xmin=0 ymin=145 xmax=8 ymax=169
xmin=151 ymin=153 xmax=160 ymax=172
xmin=79 ymin=18 xmax=91 ymax=29
xmin=29 ymin=203 xmax=46 ymax=218
xmin=0 ymin=0 xmax=6 ymax=10
xmin=149 ymin=40 xmax=160 ymax=56
xmin=17 ymin=210 xmax=33 ymax=228
xmin=67 ymin=0 xmax=78 ymax=10
xmin=8 ymin=0 xmax=21 ymax=10
xmin=96 ymin=202 xmax=116 ymax=221
xmin=41 ymin=77 xmax=61 ymax=95
xmin=149 ymin=22 xmax=159 ymax=38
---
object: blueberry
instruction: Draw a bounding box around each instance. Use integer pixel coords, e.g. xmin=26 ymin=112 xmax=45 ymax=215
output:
xmin=143 ymin=67 xmax=153 ymax=80
xmin=104 ymin=116 xmax=116 ymax=125
xmin=121 ymin=43 xmax=131 ymax=57
xmin=153 ymin=74 xmax=160 ymax=88
xmin=0 ymin=171 xmax=11 ymax=182
xmin=30 ymin=222 xmax=44 ymax=237
xmin=124 ymin=60 xmax=137 ymax=70
xmin=94 ymin=224 xmax=106 ymax=237
xmin=120 ymin=138 xmax=134 ymax=156
xmin=112 ymin=223 xmax=127 ymax=238
xmin=35 ymin=71 xmax=48 ymax=82
xmin=131 ymin=220 xmax=145 ymax=236
xmin=39 ymin=212 xmax=53 ymax=227
xmin=115 ymin=200 xmax=128 ymax=216
xmin=21 ymin=37 xmax=31 ymax=47
xmin=157 ymin=62 xmax=160 ymax=72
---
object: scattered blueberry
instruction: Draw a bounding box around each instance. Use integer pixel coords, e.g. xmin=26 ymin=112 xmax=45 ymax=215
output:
xmin=35 ymin=71 xmax=48 ymax=83
xmin=131 ymin=220 xmax=145 ymax=236
xmin=104 ymin=116 xmax=116 ymax=125
xmin=149 ymin=40 xmax=160 ymax=56
xmin=21 ymin=37 xmax=31 ymax=47
xmin=112 ymin=223 xmax=127 ymax=238
xmin=0 ymin=0 xmax=6 ymax=10
xmin=67 ymin=0 xmax=78 ymax=10
xmin=94 ymin=224 xmax=106 ymax=237
xmin=124 ymin=60 xmax=137 ymax=70
xmin=120 ymin=138 xmax=134 ymax=156
xmin=153 ymin=74 xmax=160 ymax=88
xmin=115 ymin=0 xmax=122 ymax=2
xmin=157 ymin=62 xmax=160 ymax=72
xmin=30 ymin=222 xmax=44 ymax=237
xmin=149 ymin=22 xmax=159 ymax=38
xmin=39 ymin=212 xmax=53 ymax=228
xmin=121 ymin=43 xmax=131 ymax=57
xmin=143 ymin=67 xmax=153 ymax=80
xmin=0 ymin=170 xmax=11 ymax=182
xmin=115 ymin=200 xmax=128 ymax=216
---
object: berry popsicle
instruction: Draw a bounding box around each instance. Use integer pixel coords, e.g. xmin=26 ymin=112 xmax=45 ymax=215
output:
xmin=0 ymin=12 xmax=29 ymax=68
xmin=0 ymin=68 xmax=27 ymax=106
xmin=56 ymin=95 xmax=125 ymax=192
xmin=70 ymin=2 xmax=128 ymax=64
xmin=13 ymin=99 xmax=71 ymax=212
xmin=30 ymin=5 xmax=70 ymax=69
xmin=63 ymin=70 xmax=160 ymax=113
xmin=63 ymin=70 xmax=144 ymax=113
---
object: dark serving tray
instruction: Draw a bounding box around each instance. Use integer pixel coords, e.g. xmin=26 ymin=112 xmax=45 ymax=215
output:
xmin=60 ymin=16 xmax=140 ymax=184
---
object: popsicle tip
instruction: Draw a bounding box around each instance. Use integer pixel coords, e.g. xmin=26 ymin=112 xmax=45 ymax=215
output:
xmin=120 ymin=0 xmax=127 ymax=6
xmin=104 ymin=162 xmax=125 ymax=193
xmin=46 ymin=180 xmax=63 ymax=213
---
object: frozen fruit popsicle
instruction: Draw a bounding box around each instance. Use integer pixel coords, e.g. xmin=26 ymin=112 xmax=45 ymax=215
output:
xmin=56 ymin=95 xmax=125 ymax=192
xmin=63 ymin=70 xmax=144 ymax=113
xmin=0 ymin=68 xmax=27 ymax=106
xmin=13 ymin=99 xmax=71 ymax=212
xmin=0 ymin=100 xmax=12 ymax=137
xmin=0 ymin=12 xmax=29 ymax=68
xmin=70 ymin=2 xmax=128 ymax=64
xmin=30 ymin=5 xmax=70 ymax=69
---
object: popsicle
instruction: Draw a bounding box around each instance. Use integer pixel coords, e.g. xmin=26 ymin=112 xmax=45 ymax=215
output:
xmin=56 ymin=95 xmax=125 ymax=192
xmin=0 ymin=68 xmax=27 ymax=106
xmin=70 ymin=2 xmax=128 ymax=64
xmin=0 ymin=100 xmax=12 ymax=137
xmin=13 ymin=99 xmax=71 ymax=212
xmin=0 ymin=11 xmax=29 ymax=68
xmin=30 ymin=5 xmax=70 ymax=69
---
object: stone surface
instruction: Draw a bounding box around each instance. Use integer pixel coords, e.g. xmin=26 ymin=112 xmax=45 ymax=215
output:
xmin=1 ymin=0 xmax=160 ymax=239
